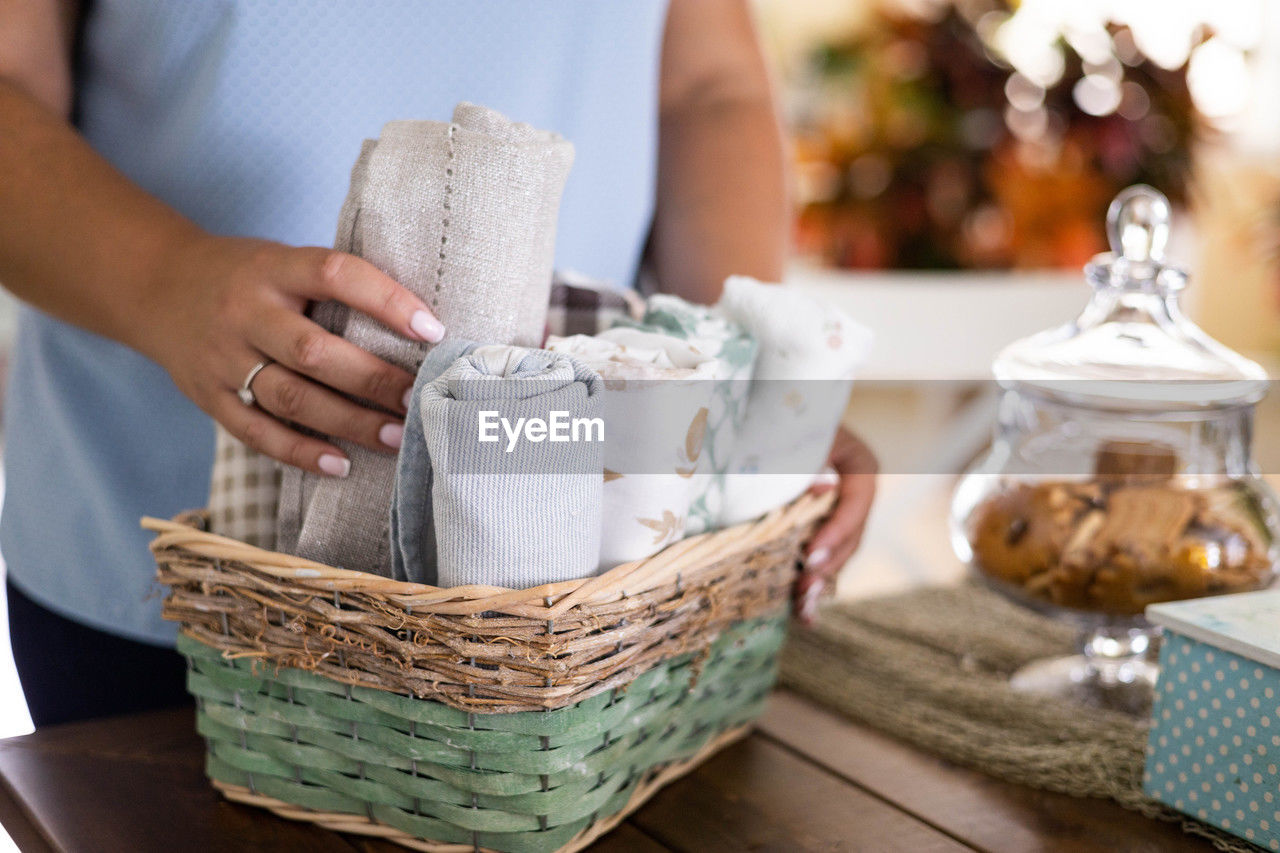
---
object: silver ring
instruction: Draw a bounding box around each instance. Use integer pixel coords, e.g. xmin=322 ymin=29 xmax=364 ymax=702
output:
xmin=238 ymin=359 xmax=273 ymax=406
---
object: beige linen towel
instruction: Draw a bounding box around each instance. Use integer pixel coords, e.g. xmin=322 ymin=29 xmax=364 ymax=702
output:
xmin=215 ymin=141 xmax=375 ymax=552
xmin=277 ymin=104 xmax=574 ymax=574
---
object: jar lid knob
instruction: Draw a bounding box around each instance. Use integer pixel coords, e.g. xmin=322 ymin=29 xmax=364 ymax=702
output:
xmin=1107 ymin=184 xmax=1170 ymax=263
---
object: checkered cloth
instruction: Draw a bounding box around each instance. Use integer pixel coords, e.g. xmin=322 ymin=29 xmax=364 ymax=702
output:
xmin=545 ymin=271 xmax=643 ymax=339
xmin=207 ymin=428 xmax=281 ymax=548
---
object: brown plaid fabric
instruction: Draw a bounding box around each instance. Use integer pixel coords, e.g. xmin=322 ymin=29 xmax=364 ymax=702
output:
xmin=207 ymin=427 xmax=281 ymax=548
xmin=545 ymin=272 xmax=643 ymax=339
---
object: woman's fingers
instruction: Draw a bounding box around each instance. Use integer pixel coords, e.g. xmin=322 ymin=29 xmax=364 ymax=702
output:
xmin=796 ymin=428 xmax=879 ymax=625
xmin=291 ymin=249 xmax=445 ymax=344
xmin=227 ymin=247 xmax=424 ymax=465
xmin=214 ymin=393 xmax=352 ymax=478
xmin=793 ymin=571 xmax=830 ymax=626
xmin=806 ymin=466 xmax=876 ymax=574
xmin=253 ymin=311 xmax=414 ymax=414
xmin=806 ymin=429 xmax=878 ymax=572
xmin=249 ymin=363 xmax=404 ymax=454
xmin=157 ymin=237 xmax=436 ymax=475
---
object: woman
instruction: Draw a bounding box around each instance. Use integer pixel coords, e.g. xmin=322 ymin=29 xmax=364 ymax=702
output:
xmin=0 ymin=0 xmax=875 ymax=726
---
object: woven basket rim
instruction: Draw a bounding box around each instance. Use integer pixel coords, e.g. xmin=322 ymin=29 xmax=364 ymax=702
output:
xmin=143 ymin=490 xmax=832 ymax=619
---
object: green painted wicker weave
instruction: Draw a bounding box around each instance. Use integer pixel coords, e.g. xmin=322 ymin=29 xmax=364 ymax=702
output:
xmin=185 ymin=614 xmax=785 ymax=853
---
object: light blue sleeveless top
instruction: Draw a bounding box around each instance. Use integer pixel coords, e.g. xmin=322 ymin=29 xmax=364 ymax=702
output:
xmin=1 ymin=0 xmax=667 ymax=644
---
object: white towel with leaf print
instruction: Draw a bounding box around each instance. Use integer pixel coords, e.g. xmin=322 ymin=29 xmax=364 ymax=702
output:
xmin=546 ymin=330 xmax=720 ymax=569
xmin=716 ymin=276 xmax=873 ymax=526
xmin=612 ymin=295 xmax=757 ymax=535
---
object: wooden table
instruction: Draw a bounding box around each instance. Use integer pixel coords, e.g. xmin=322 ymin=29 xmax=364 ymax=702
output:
xmin=0 ymin=690 xmax=1213 ymax=852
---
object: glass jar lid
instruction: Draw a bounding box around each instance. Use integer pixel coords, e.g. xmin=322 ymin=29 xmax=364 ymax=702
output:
xmin=993 ymin=185 xmax=1269 ymax=410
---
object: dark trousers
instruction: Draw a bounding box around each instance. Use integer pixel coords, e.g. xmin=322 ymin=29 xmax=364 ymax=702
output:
xmin=6 ymin=580 xmax=190 ymax=728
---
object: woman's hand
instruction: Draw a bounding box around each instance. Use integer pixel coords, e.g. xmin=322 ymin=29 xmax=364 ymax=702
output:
xmin=140 ymin=233 xmax=445 ymax=477
xmin=0 ymin=76 xmax=440 ymax=479
xmin=796 ymin=426 xmax=878 ymax=625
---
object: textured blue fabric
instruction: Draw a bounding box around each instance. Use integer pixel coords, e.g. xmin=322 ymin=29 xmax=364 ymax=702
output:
xmin=2 ymin=0 xmax=667 ymax=644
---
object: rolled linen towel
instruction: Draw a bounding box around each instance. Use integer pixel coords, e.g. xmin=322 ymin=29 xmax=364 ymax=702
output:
xmin=546 ymin=332 xmax=719 ymax=568
xmin=716 ymin=276 xmax=873 ymax=526
xmin=613 ymin=295 xmax=757 ymax=534
xmin=281 ymin=104 xmax=574 ymax=574
xmin=210 ymin=141 xmax=383 ymax=550
xmin=387 ymin=338 xmax=475 ymax=584
xmin=392 ymin=344 xmax=604 ymax=588
xmin=275 ymin=140 xmax=376 ymax=554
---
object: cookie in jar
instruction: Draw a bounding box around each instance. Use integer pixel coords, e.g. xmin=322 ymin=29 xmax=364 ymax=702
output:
xmin=968 ymin=442 xmax=1274 ymax=616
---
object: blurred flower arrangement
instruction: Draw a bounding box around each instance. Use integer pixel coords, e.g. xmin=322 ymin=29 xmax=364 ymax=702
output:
xmin=788 ymin=0 xmax=1254 ymax=270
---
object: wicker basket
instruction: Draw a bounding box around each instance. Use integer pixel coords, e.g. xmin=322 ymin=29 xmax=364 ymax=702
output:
xmin=145 ymin=490 xmax=833 ymax=852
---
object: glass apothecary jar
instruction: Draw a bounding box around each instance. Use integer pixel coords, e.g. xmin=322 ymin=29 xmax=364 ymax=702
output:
xmin=950 ymin=186 xmax=1280 ymax=712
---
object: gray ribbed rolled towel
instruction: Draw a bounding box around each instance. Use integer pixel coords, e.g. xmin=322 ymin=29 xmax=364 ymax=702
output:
xmin=387 ymin=338 xmax=475 ymax=584
xmin=277 ymin=104 xmax=574 ymax=574
xmin=392 ymin=344 xmax=604 ymax=588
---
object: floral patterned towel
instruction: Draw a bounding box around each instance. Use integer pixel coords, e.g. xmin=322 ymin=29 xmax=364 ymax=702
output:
xmin=613 ymin=294 xmax=758 ymax=535
xmin=547 ymin=331 xmax=719 ymax=569
xmin=716 ymin=276 xmax=872 ymax=527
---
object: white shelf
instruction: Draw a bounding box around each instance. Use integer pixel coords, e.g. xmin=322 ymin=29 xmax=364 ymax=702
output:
xmin=786 ymin=264 xmax=1087 ymax=381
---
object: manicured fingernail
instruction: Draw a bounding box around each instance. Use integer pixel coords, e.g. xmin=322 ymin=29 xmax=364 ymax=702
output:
xmin=813 ymin=468 xmax=840 ymax=489
xmin=807 ymin=547 xmax=831 ymax=569
xmin=800 ymin=579 xmax=826 ymax=624
xmin=410 ymin=310 xmax=445 ymax=343
xmin=318 ymin=454 xmax=351 ymax=478
xmin=379 ymin=423 xmax=404 ymax=449
xmin=402 ymin=387 xmax=414 ymax=410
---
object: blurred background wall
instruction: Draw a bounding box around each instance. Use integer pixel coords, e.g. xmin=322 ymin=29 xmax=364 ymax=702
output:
xmin=756 ymin=0 xmax=1280 ymax=353
xmin=744 ymin=0 xmax=1280 ymax=602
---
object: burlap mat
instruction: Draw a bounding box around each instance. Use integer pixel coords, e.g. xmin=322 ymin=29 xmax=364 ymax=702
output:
xmin=779 ymin=583 xmax=1258 ymax=852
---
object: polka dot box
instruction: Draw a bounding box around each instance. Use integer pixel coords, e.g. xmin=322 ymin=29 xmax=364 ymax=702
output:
xmin=1145 ymin=590 xmax=1280 ymax=850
